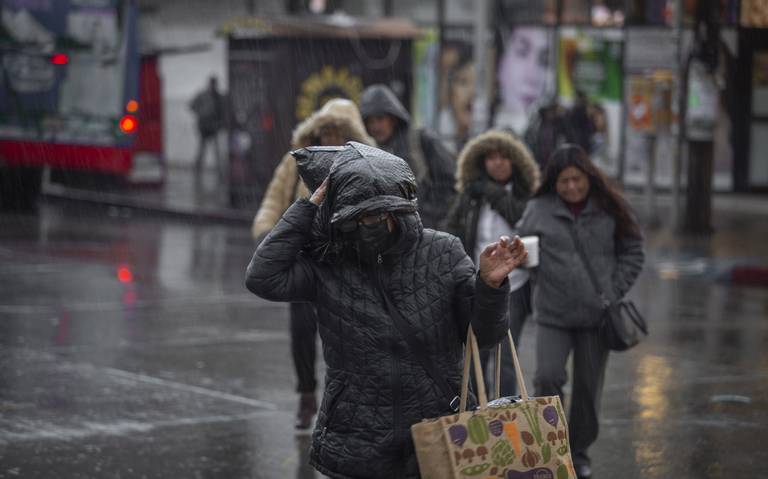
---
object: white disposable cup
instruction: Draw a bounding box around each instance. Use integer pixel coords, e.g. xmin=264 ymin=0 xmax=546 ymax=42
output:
xmin=520 ymin=235 xmax=539 ymax=268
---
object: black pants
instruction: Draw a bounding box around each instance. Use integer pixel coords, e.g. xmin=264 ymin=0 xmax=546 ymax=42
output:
xmin=533 ymin=323 xmax=609 ymax=468
xmin=478 ymin=281 xmax=531 ymax=397
xmin=194 ymin=131 xmax=224 ymax=181
xmin=290 ymin=302 xmax=318 ymax=394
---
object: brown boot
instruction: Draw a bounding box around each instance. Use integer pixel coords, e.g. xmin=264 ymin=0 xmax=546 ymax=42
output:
xmin=295 ymin=392 xmax=317 ymax=430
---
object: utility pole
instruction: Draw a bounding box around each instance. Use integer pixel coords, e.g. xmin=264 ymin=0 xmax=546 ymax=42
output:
xmin=671 ymin=0 xmax=685 ymax=231
xmin=471 ymin=0 xmax=490 ymax=135
xmin=383 ymin=0 xmax=394 ymax=17
xmin=435 ymin=0 xmax=446 ymax=132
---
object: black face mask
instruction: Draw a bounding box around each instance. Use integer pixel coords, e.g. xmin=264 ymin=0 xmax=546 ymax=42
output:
xmin=354 ymin=220 xmax=395 ymax=261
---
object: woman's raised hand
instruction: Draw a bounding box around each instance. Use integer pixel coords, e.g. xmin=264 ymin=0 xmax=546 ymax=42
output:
xmin=478 ymin=235 xmax=528 ymax=288
xmin=309 ymin=177 xmax=329 ymax=206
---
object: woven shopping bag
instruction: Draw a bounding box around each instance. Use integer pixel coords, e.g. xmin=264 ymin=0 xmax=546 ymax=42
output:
xmin=411 ymin=328 xmax=577 ymax=479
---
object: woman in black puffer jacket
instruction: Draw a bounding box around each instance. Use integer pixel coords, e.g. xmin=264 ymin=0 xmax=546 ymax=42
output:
xmin=245 ymin=142 xmax=527 ymax=479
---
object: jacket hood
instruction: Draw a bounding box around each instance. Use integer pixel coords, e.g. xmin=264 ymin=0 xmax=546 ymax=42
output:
xmin=455 ymin=130 xmax=540 ymax=196
xmin=291 ymin=142 xmax=420 ymax=262
xmin=291 ymin=98 xmax=375 ymax=149
xmin=359 ymin=84 xmax=411 ymax=127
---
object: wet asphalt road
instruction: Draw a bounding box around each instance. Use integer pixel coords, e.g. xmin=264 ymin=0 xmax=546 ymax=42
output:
xmin=1 ymin=201 xmax=767 ymax=479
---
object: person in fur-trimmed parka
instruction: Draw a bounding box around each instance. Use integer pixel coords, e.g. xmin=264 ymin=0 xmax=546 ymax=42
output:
xmin=250 ymin=98 xmax=374 ymax=430
xmin=441 ymin=129 xmax=539 ymax=396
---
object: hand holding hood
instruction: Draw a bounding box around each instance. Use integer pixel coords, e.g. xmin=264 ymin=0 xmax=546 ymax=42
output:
xmin=291 ymin=142 xmax=420 ymax=262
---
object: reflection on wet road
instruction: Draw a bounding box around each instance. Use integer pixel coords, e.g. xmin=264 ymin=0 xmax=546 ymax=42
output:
xmin=1 ymin=202 xmax=767 ymax=478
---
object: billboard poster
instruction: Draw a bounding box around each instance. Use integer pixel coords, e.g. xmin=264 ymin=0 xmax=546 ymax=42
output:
xmin=493 ymin=26 xmax=557 ymax=136
xmin=623 ymin=28 xmax=735 ymax=191
xmin=557 ymin=27 xmax=624 ymax=175
xmin=413 ymin=25 xmax=475 ymax=152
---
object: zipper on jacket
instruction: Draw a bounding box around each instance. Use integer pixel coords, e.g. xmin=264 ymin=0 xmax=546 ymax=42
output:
xmin=391 ymin=325 xmax=402 ymax=445
xmin=374 ymin=257 xmax=402 ymax=445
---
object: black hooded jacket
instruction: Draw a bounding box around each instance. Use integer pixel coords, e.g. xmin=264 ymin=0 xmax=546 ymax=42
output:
xmin=245 ymin=143 xmax=510 ymax=479
xmin=359 ymin=84 xmax=457 ymax=229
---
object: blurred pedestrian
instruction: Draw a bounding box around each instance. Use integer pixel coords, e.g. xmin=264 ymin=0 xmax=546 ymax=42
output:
xmin=441 ymin=130 xmax=539 ymax=397
xmin=189 ymin=75 xmax=226 ymax=183
xmin=523 ymin=96 xmax=573 ymax=171
xmin=516 ymin=144 xmax=644 ymax=479
xmin=245 ymin=142 xmax=527 ymax=478
xmin=567 ymin=90 xmax=596 ymax=154
xmin=359 ymin=84 xmax=456 ymax=229
xmin=251 ymin=98 xmax=374 ymax=430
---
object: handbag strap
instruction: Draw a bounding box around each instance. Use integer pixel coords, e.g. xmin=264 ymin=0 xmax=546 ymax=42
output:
xmin=493 ymin=330 xmax=529 ymax=401
xmin=567 ymin=225 xmax=610 ymax=308
xmin=380 ymin=289 xmax=461 ymax=412
xmin=460 ymin=327 xmax=488 ymax=410
xmin=460 ymin=327 xmax=530 ymax=412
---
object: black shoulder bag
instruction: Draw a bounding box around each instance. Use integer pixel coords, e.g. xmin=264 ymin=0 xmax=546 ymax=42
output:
xmin=568 ymin=226 xmax=648 ymax=351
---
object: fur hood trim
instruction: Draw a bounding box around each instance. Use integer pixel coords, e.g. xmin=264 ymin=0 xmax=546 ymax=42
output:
xmin=455 ymin=130 xmax=540 ymax=194
xmin=291 ymin=98 xmax=375 ymax=149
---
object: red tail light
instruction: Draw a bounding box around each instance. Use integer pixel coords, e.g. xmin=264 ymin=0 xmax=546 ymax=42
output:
xmin=117 ymin=265 xmax=133 ymax=283
xmin=50 ymin=53 xmax=69 ymax=65
xmin=119 ymin=115 xmax=138 ymax=134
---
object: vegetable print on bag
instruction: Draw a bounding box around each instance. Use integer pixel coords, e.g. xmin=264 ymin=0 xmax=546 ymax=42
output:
xmin=440 ymin=398 xmax=575 ymax=478
xmin=411 ymin=327 xmax=577 ymax=479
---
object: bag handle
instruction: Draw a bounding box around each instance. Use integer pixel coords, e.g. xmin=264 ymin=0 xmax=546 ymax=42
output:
xmin=496 ymin=330 xmax=529 ymax=401
xmin=460 ymin=327 xmax=529 ymax=412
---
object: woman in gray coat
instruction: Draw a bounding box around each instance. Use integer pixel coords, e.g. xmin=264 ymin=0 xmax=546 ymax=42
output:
xmin=517 ymin=144 xmax=644 ymax=479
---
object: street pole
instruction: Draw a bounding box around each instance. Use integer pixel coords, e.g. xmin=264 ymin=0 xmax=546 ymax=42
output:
xmin=471 ymin=0 xmax=490 ymax=135
xmin=435 ymin=0 xmax=446 ymax=132
xmin=671 ymin=0 xmax=684 ymax=231
xmin=645 ymin=133 xmax=658 ymax=226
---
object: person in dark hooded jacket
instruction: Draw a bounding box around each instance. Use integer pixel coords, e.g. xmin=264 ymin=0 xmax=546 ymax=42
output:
xmin=441 ymin=130 xmax=540 ymax=397
xmin=245 ymin=142 xmax=527 ymax=479
xmin=359 ymin=84 xmax=457 ymax=229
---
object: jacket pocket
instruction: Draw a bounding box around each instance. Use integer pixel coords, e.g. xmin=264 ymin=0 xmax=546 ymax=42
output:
xmin=317 ymin=379 xmax=348 ymax=443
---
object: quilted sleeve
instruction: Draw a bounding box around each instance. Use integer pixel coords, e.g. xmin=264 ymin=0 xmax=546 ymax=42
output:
xmin=449 ymin=237 xmax=510 ymax=349
xmin=245 ymin=199 xmax=319 ymax=302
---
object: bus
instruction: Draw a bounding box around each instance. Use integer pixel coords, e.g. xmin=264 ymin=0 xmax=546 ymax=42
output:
xmin=0 ymin=0 xmax=163 ymax=209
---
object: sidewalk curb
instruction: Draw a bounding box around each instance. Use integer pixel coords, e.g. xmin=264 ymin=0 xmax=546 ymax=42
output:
xmin=42 ymin=184 xmax=252 ymax=225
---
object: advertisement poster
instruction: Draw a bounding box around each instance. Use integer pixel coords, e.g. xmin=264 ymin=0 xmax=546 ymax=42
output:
xmin=623 ymin=28 xmax=734 ymax=191
xmin=622 ymin=28 xmax=678 ymax=188
xmin=493 ymin=26 xmax=557 ymax=136
xmin=413 ymin=26 xmax=475 ymax=152
xmin=557 ymin=28 xmax=624 ymax=175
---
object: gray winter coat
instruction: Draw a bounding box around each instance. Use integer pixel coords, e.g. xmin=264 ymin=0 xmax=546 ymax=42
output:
xmin=516 ymin=194 xmax=644 ymax=329
xmin=245 ymin=143 xmax=510 ymax=479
